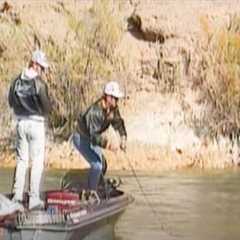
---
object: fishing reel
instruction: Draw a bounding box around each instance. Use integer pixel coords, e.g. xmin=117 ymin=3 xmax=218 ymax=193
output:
xmin=106 ymin=177 xmax=122 ymax=189
xmin=97 ymin=177 xmax=122 ymax=200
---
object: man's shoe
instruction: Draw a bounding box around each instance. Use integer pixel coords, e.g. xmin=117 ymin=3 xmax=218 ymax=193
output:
xmin=11 ymin=197 xmax=24 ymax=212
xmin=12 ymin=195 xmax=23 ymax=203
xmin=29 ymin=199 xmax=44 ymax=211
xmin=80 ymin=189 xmax=89 ymax=203
xmin=13 ymin=201 xmax=25 ymax=212
xmin=88 ymin=190 xmax=101 ymax=205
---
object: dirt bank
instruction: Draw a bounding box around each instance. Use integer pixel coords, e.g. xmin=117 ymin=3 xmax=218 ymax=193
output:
xmin=1 ymin=0 xmax=240 ymax=171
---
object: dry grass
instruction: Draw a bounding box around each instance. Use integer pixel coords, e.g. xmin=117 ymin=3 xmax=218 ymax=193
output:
xmin=0 ymin=0 xmax=126 ymax=140
xmin=43 ymin=0 xmax=126 ymax=139
xmin=1 ymin=139 xmax=237 ymax=171
xmin=191 ymin=14 xmax=240 ymax=138
xmin=1 ymin=1 xmax=240 ymax=171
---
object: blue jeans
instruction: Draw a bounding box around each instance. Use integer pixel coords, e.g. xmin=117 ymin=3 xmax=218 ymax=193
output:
xmin=72 ymin=132 xmax=103 ymax=190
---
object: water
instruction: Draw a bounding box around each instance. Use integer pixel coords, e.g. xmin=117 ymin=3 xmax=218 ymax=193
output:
xmin=1 ymin=168 xmax=240 ymax=240
xmin=116 ymin=169 xmax=240 ymax=240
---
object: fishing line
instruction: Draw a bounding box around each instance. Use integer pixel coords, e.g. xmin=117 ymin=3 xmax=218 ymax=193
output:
xmin=123 ymin=151 xmax=180 ymax=238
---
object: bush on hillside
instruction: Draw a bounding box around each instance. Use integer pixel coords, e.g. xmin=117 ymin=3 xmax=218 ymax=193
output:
xmin=44 ymin=0 xmax=125 ymax=139
xmin=192 ymin=15 xmax=240 ymax=140
xmin=1 ymin=0 xmax=126 ymax=141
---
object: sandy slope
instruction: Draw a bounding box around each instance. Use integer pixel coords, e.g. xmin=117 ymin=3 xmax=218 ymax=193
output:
xmin=1 ymin=0 xmax=240 ymax=170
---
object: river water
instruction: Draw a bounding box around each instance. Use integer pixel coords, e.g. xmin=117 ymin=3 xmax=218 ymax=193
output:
xmin=1 ymin=168 xmax=240 ymax=240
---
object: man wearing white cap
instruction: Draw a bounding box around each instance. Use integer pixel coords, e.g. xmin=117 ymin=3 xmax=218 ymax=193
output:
xmin=72 ymin=81 xmax=127 ymax=198
xmin=8 ymin=50 xmax=51 ymax=210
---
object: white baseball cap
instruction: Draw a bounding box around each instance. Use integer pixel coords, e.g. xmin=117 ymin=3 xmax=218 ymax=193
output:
xmin=104 ymin=81 xmax=124 ymax=98
xmin=32 ymin=50 xmax=49 ymax=69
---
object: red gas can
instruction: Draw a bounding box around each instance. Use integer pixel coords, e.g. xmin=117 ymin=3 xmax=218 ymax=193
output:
xmin=46 ymin=190 xmax=80 ymax=212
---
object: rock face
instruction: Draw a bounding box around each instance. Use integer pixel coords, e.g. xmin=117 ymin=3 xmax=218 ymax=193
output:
xmin=118 ymin=0 xmax=240 ymax=150
xmin=123 ymin=0 xmax=240 ymax=85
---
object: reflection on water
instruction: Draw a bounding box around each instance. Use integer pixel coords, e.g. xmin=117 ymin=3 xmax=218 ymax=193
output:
xmin=1 ymin=168 xmax=240 ymax=240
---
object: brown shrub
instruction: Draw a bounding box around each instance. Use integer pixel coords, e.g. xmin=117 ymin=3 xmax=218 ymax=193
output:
xmin=191 ymin=14 xmax=240 ymax=138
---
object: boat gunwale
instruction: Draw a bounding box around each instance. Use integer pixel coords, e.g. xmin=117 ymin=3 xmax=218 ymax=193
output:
xmin=16 ymin=193 xmax=133 ymax=232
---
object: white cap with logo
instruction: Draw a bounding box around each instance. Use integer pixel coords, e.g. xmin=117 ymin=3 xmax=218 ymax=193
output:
xmin=32 ymin=50 xmax=49 ymax=69
xmin=104 ymin=81 xmax=124 ymax=98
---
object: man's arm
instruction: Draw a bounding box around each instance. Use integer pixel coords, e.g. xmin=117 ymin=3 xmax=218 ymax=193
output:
xmin=37 ymin=79 xmax=51 ymax=116
xmin=111 ymin=108 xmax=127 ymax=151
xmin=8 ymin=83 xmax=14 ymax=108
xmin=8 ymin=77 xmax=18 ymax=108
xmin=111 ymin=108 xmax=127 ymax=138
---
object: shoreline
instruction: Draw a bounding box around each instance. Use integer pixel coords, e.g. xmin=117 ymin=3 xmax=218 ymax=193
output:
xmin=1 ymin=140 xmax=239 ymax=171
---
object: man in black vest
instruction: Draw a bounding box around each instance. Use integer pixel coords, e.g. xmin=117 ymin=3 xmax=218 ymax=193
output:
xmin=8 ymin=50 xmax=51 ymax=210
xmin=73 ymin=81 xmax=127 ymax=199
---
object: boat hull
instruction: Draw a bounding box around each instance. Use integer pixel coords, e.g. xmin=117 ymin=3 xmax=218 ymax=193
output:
xmin=1 ymin=193 xmax=132 ymax=240
xmin=2 ymin=213 xmax=121 ymax=240
xmin=0 ymin=173 xmax=133 ymax=240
